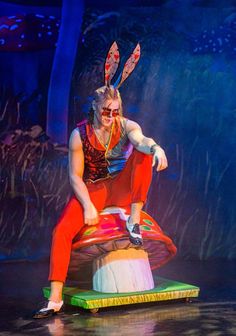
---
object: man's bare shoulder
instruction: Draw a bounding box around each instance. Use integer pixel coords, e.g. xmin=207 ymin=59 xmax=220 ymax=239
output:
xmin=69 ymin=128 xmax=82 ymax=150
xmin=122 ymin=117 xmax=142 ymax=134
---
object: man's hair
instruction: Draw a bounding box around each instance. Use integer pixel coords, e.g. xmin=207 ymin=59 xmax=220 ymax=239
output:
xmin=88 ymin=85 xmax=123 ymax=124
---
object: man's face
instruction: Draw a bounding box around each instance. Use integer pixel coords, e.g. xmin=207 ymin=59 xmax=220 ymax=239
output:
xmin=95 ymin=99 xmax=120 ymax=128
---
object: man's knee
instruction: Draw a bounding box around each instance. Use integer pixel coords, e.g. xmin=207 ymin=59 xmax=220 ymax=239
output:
xmin=52 ymin=197 xmax=84 ymax=240
xmin=52 ymin=222 xmax=78 ymax=243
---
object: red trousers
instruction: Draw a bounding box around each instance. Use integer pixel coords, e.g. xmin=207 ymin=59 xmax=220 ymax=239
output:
xmin=49 ymin=150 xmax=153 ymax=282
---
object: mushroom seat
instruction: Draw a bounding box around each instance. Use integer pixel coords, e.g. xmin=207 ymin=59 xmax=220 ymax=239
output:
xmin=70 ymin=207 xmax=177 ymax=293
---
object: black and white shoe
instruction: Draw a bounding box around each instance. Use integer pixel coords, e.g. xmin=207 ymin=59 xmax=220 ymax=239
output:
xmin=126 ymin=219 xmax=143 ymax=246
xmin=33 ymin=300 xmax=64 ymax=319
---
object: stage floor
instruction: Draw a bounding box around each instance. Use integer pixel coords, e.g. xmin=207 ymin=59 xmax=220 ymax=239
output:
xmin=1 ymin=259 xmax=236 ymax=335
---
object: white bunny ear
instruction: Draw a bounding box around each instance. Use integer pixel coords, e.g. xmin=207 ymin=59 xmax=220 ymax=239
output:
xmin=104 ymin=41 xmax=120 ymax=86
xmin=115 ymin=43 xmax=141 ymax=88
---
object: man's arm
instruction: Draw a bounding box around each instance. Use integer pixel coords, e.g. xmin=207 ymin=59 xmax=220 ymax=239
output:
xmin=69 ymin=129 xmax=99 ymax=225
xmin=125 ymin=119 xmax=168 ymax=171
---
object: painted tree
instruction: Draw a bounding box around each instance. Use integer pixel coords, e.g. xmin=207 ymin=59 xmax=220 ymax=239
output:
xmin=47 ymin=0 xmax=84 ymax=143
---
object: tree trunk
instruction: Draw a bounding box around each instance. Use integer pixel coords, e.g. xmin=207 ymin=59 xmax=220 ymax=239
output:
xmin=47 ymin=0 xmax=84 ymax=143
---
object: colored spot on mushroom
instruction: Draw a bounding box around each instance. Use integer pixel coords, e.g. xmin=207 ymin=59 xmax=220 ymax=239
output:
xmin=83 ymin=228 xmax=97 ymax=236
xmin=100 ymin=223 xmax=113 ymax=229
xmin=143 ymin=219 xmax=154 ymax=226
xmin=141 ymin=225 xmax=152 ymax=231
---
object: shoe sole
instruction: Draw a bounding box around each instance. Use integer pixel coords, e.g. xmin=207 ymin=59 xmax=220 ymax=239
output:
xmin=33 ymin=309 xmax=56 ymax=319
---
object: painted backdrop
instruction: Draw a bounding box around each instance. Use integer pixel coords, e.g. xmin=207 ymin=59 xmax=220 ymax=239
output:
xmin=0 ymin=0 xmax=235 ymax=261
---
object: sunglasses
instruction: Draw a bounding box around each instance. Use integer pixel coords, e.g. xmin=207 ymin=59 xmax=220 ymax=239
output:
xmin=101 ymin=107 xmax=120 ymax=117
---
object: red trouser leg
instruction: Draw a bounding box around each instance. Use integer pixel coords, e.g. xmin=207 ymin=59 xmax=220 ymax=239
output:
xmin=106 ymin=149 xmax=153 ymax=206
xmin=48 ymin=149 xmax=153 ymax=282
xmin=48 ymin=198 xmax=84 ymax=282
xmin=48 ymin=186 xmax=108 ymax=282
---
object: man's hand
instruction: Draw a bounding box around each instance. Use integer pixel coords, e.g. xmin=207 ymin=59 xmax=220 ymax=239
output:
xmin=83 ymin=202 xmax=99 ymax=226
xmin=152 ymin=146 xmax=168 ymax=172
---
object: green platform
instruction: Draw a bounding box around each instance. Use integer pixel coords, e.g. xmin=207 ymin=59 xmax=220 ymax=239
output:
xmin=43 ymin=277 xmax=200 ymax=312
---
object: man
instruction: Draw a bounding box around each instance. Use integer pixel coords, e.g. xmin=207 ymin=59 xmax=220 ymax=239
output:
xmin=33 ymin=43 xmax=168 ymax=318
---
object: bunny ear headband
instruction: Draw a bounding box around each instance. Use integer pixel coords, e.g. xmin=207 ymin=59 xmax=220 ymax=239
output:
xmin=104 ymin=41 xmax=141 ymax=89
